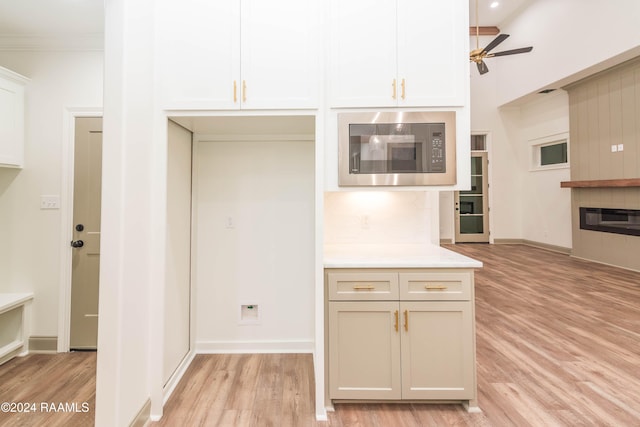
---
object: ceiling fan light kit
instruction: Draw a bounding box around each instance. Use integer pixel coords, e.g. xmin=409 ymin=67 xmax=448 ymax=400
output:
xmin=470 ymin=0 xmax=533 ymax=75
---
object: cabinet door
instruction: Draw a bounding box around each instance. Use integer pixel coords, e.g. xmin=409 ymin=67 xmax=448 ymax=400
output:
xmin=241 ymin=0 xmax=319 ymax=109
xmin=329 ymin=0 xmax=398 ymax=107
xmin=156 ymin=0 xmax=240 ymax=109
xmin=0 ymin=70 xmax=26 ymax=167
xmin=397 ymin=0 xmax=467 ymax=106
xmin=400 ymin=301 xmax=475 ymax=399
xmin=329 ymin=301 xmax=401 ymax=399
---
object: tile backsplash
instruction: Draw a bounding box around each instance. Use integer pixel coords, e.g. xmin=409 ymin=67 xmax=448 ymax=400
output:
xmin=324 ymin=191 xmax=438 ymax=245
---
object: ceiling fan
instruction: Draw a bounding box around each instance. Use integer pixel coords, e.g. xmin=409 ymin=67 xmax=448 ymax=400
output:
xmin=469 ymin=0 xmax=533 ymax=75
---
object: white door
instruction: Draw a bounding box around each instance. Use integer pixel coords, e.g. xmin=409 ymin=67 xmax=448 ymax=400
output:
xmin=241 ymin=0 xmax=319 ymax=109
xmin=329 ymin=0 xmax=398 ymax=107
xmin=70 ymin=117 xmax=102 ymax=349
xmin=455 ymin=152 xmax=489 ymax=242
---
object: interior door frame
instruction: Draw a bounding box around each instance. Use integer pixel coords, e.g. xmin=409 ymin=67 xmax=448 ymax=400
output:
xmin=452 ymin=131 xmax=494 ymax=244
xmin=455 ymin=151 xmax=489 ymax=242
xmin=58 ymin=108 xmax=103 ymax=352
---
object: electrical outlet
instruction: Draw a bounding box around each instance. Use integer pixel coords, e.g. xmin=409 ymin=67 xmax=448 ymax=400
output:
xmin=611 ymin=145 xmax=617 ymax=153
xmin=618 ymin=144 xmax=624 ymax=152
xmin=40 ymin=195 xmax=60 ymax=210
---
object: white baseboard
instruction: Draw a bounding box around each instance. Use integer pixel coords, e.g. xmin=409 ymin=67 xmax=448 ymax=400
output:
xmin=195 ymin=340 xmax=314 ymax=354
xmin=163 ymin=350 xmax=197 ymax=406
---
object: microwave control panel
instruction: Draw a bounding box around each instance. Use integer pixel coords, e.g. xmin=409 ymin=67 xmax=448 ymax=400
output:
xmin=426 ymin=125 xmax=446 ymax=173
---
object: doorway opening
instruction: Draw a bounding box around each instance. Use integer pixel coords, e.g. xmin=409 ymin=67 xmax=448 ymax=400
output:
xmin=455 ymin=134 xmax=489 ymax=243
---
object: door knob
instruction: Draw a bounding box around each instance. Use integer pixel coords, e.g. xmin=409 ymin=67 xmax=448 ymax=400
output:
xmin=71 ymin=240 xmax=84 ymax=248
xmin=75 ymin=224 xmax=84 ymax=232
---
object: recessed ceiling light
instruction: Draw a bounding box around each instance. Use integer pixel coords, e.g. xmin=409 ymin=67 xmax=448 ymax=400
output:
xmin=490 ymin=1 xmax=500 ymax=8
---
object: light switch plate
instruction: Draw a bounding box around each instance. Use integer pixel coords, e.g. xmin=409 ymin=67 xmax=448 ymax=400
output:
xmin=618 ymin=144 xmax=624 ymax=152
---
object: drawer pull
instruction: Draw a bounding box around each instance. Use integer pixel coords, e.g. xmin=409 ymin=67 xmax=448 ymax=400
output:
xmin=394 ymin=310 xmax=399 ymax=332
xmin=425 ymin=285 xmax=448 ymax=290
xmin=353 ymin=285 xmax=375 ymax=290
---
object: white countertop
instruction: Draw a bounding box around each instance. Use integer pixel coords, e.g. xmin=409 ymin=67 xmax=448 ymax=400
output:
xmin=324 ymin=244 xmax=482 ymax=269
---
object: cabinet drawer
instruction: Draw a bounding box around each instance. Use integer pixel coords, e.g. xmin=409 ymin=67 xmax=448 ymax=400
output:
xmin=328 ymin=272 xmax=399 ymax=301
xmin=400 ymin=272 xmax=471 ymax=301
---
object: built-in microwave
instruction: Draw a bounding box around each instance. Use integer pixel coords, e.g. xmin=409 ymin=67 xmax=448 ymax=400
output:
xmin=338 ymin=111 xmax=456 ymax=186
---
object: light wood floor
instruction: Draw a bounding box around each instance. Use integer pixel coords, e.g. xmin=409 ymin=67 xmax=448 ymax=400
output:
xmin=0 ymin=351 xmax=95 ymax=427
xmin=2 ymin=244 xmax=639 ymax=426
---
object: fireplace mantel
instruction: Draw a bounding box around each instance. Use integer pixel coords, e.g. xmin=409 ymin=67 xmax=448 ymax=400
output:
xmin=560 ymin=178 xmax=640 ymax=188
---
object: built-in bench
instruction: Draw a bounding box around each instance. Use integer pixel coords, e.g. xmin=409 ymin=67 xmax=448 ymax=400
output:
xmin=0 ymin=293 xmax=34 ymax=365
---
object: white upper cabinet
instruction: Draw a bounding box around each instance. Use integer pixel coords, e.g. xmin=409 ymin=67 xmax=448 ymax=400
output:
xmin=0 ymin=66 xmax=28 ymax=168
xmin=157 ymin=0 xmax=239 ymax=110
xmin=156 ymin=0 xmax=319 ymax=110
xmin=329 ymin=0 xmax=398 ymax=108
xmin=330 ymin=0 xmax=467 ymax=108
xmin=240 ymin=0 xmax=319 ymax=109
xmin=397 ymin=0 xmax=467 ymax=107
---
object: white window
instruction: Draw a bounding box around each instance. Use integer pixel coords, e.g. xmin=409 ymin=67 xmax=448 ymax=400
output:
xmin=530 ymin=133 xmax=569 ymax=171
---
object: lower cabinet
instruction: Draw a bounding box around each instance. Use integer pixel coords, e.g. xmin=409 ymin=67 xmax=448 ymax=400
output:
xmin=326 ymin=269 xmax=477 ymax=405
xmin=329 ymin=301 xmax=402 ymax=399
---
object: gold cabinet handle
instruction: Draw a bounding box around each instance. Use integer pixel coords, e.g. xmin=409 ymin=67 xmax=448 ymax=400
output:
xmin=353 ymin=285 xmax=375 ymax=290
xmin=233 ymin=80 xmax=237 ymax=103
xmin=394 ymin=310 xmax=399 ymax=332
xmin=401 ymin=78 xmax=406 ymax=100
xmin=392 ymin=79 xmax=397 ymax=99
xmin=242 ymin=80 xmax=247 ymax=102
xmin=403 ymin=310 xmax=408 ymax=332
xmin=425 ymin=285 xmax=448 ymax=290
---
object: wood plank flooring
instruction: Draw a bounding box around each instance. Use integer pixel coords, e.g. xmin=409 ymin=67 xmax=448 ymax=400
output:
xmin=1 ymin=244 xmax=639 ymax=426
xmin=0 ymin=352 xmax=95 ymax=427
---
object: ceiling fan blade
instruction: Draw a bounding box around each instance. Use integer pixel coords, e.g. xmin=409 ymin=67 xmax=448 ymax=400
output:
xmin=481 ymin=33 xmax=509 ymax=54
xmin=477 ymin=60 xmax=489 ymax=75
xmin=488 ymin=46 xmax=533 ymax=57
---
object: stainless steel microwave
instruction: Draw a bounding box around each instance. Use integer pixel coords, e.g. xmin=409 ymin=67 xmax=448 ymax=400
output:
xmin=338 ymin=111 xmax=456 ymax=186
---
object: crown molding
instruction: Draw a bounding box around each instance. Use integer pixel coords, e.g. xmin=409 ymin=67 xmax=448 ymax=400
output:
xmin=0 ymin=33 xmax=103 ymax=51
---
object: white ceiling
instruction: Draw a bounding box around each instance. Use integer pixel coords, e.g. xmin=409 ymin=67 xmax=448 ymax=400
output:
xmin=0 ymin=0 xmax=528 ymax=37
xmin=469 ymin=0 xmax=533 ymax=27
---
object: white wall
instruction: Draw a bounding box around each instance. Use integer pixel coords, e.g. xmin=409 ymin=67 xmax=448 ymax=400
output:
xmin=519 ymin=91 xmax=571 ymax=248
xmin=194 ymin=137 xmax=315 ymax=352
xmin=495 ymin=0 xmax=640 ymax=106
xmin=325 ymin=191 xmax=439 ymax=245
xmin=0 ymin=51 xmax=103 ymax=336
xmin=450 ymin=1 xmax=638 ymax=248
xmin=439 ymin=57 xmax=525 ymax=243
xmin=463 ymin=56 xmax=572 ymax=247
xmin=96 ymin=0 xmax=160 ymax=424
